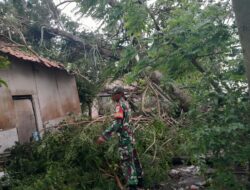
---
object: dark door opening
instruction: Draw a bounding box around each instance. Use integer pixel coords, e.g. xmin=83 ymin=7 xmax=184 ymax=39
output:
xmin=13 ymin=95 xmax=37 ymax=144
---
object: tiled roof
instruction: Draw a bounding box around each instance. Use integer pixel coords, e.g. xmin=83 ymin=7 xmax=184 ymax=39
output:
xmin=0 ymin=41 xmax=65 ymax=70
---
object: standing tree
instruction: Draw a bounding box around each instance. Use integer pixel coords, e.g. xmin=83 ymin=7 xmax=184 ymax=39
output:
xmin=232 ymin=0 xmax=250 ymax=93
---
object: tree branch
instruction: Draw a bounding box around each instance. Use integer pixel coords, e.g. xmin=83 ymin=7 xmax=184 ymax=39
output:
xmin=56 ymin=0 xmax=75 ymax=8
xmin=44 ymin=26 xmax=119 ymax=60
xmin=138 ymin=0 xmax=161 ymax=31
xmin=191 ymin=57 xmax=222 ymax=93
xmin=71 ymin=68 xmax=91 ymax=83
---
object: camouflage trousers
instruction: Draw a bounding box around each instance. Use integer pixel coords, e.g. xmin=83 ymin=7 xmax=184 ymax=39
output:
xmin=118 ymin=144 xmax=143 ymax=186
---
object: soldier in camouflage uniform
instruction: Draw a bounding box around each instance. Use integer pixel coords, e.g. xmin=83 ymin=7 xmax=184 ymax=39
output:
xmin=97 ymin=86 xmax=144 ymax=190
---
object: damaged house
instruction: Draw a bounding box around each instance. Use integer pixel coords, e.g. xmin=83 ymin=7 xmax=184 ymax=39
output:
xmin=0 ymin=40 xmax=81 ymax=153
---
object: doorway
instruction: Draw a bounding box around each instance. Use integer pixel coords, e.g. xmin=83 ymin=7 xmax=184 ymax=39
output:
xmin=13 ymin=95 xmax=37 ymax=144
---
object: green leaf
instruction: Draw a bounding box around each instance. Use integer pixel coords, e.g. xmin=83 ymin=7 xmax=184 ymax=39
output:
xmin=0 ymin=55 xmax=10 ymax=68
xmin=0 ymin=79 xmax=7 ymax=87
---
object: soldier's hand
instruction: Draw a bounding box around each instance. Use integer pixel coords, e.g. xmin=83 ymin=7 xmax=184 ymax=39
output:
xmin=96 ymin=136 xmax=106 ymax=145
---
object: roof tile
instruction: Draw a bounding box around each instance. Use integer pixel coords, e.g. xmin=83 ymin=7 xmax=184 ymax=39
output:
xmin=0 ymin=41 xmax=65 ymax=70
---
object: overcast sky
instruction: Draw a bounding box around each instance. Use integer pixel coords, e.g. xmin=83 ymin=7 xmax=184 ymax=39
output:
xmin=53 ymin=0 xmax=157 ymax=32
xmin=53 ymin=0 xmax=101 ymax=32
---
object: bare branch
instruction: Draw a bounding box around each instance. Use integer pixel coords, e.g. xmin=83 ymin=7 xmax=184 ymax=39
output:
xmin=138 ymin=0 xmax=161 ymax=31
xmin=141 ymin=85 xmax=149 ymax=116
xmin=56 ymin=0 xmax=75 ymax=8
xmin=71 ymin=68 xmax=91 ymax=83
xmin=44 ymin=26 xmax=119 ymax=59
xmin=45 ymin=0 xmax=65 ymax=30
xmin=143 ymin=130 xmax=156 ymax=154
xmin=148 ymin=81 xmax=161 ymax=117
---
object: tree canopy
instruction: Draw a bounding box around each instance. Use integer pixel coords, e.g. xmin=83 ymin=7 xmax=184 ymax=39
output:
xmin=0 ymin=0 xmax=250 ymax=189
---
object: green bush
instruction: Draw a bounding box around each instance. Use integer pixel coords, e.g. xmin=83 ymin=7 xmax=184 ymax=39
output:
xmin=4 ymin=120 xmax=175 ymax=190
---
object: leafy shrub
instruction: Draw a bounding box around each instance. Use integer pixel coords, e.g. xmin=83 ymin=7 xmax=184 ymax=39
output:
xmin=4 ymin=120 xmax=175 ymax=190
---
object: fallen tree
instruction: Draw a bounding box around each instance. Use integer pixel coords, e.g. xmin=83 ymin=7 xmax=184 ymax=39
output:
xmin=2 ymin=118 xmax=181 ymax=190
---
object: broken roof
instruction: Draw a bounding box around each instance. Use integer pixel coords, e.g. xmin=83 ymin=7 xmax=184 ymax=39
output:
xmin=0 ymin=40 xmax=65 ymax=70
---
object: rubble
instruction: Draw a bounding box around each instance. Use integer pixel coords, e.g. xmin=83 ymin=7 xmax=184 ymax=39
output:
xmin=167 ymin=165 xmax=206 ymax=190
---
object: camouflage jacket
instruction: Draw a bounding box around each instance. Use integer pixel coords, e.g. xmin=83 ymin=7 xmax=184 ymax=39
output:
xmin=102 ymin=98 xmax=134 ymax=146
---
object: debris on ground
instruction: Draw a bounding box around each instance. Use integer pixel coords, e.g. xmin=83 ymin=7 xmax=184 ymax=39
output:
xmin=159 ymin=165 xmax=207 ymax=190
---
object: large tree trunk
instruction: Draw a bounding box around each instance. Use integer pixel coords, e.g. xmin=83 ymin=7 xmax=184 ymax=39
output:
xmin=44 ymin=27 xmax=119 ymax=60
xmin=232 ymin=1 xmax=250 ymax=185
xmin=232 ymin=0 xmax=250 ymax=93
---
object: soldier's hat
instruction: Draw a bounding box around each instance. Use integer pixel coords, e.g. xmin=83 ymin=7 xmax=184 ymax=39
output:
xmin=112 ymin=86 xmax=124 ymax=95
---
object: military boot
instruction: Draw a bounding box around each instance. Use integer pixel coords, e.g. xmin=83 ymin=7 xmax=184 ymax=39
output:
xmin=137 ymin=177 xmax=144 ymax=189
xmin=128 ymin=185 xmax=137 ymax=190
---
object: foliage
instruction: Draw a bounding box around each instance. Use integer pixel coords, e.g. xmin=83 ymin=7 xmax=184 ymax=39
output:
xmin=178 ymin=78 xmax=250 ymax=189
xmin=0 ymin=55 xmax=10 ymax=87
xmin=3 ymin=120 xmax=179 ymax=189
xmin=0 ymin=0 xmax=250 ymax=189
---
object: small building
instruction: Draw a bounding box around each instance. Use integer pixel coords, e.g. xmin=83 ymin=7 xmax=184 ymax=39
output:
xmin=91 ymin=80 xmax=137 ymax=118
xmin=0 ymin=40 xmax=81 ymax=153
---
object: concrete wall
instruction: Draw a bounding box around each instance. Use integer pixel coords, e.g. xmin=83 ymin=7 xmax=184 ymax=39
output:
xmin=0 ymin=55 xmax=81 ymax=152
xmin=0 ymin=128 xmax=18 ymax=153
xmin=33 ymin=61 xmax=81 ymax=122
